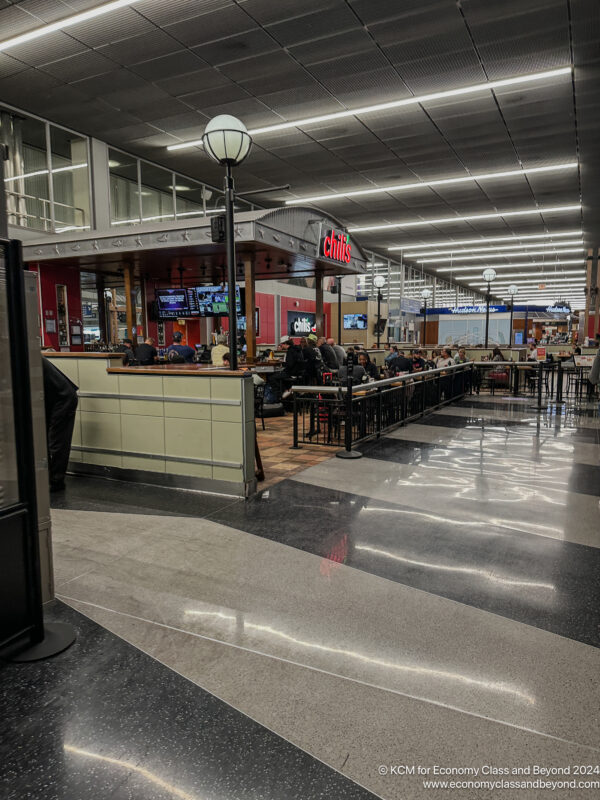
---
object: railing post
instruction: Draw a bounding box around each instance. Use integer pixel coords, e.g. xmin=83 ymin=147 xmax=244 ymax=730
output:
xmin=291 ymin=392 xmax=301 ymax=449
xmin=556 ymin=359 xmax=563 ymax=405
xmin=377 ymin=385 xmax=382 ymax=438
xmin=336 ymin=352 xmax=362 ymax=459
xmin=537 ymin=360 xmax=543 ymax=411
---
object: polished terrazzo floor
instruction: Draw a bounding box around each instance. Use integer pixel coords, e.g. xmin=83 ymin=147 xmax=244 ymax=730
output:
xmin=3 ymin=395 xmax=600 ymax=799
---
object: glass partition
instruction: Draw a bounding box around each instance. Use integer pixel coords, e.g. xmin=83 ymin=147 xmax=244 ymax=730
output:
xmin=1 ymin=112 xmax=50 ymax=231
xmin=109 ymin=148 xmax=140 ymax=226
xmin=140 ymin=162 xmax=175 ymax=224
xmin=50 ymin=127 xmax=90 ymax=233
xmin=175 ymin=176 xmax=205 ymax=221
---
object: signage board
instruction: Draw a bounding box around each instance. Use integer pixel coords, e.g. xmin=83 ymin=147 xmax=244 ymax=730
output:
xmin=320 ymin=228 xmax=352 ymax=263
xmin=428 ymin=305 xmax=507 ymax=315
xmin=287 ymin=310 xmax=316 ymax=336
xmin=536 ymin=347 xmax=546 ymax=360
xmin=546 ymin=305 xmax=570 ymax=314
xmin=400 ymin=298 xmax=422 ymax=314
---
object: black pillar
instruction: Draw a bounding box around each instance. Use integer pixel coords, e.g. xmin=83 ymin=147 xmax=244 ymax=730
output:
xmin=224 ymin=163 xmax=238 ymax=370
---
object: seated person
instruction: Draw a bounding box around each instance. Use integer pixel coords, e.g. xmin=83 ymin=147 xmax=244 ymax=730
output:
xmin=338 ymin=362 xmax=366 ymax=385
xmin=358 ymin=351 xmax=379 ymax=380
xmin=389 ymin=351 xmax=413 ymax=375
xmin=211 ymin=334 xmax=229 ymax=366
xmin=167 ymin=331 xmax=195 ymax=363
xmin=454 ymin=347 xmax=469 ymax=364
xmin=491 ymin=346 xmax=506 ymax=362
xmin=436 ymin=348 xmax=454 ymax=368
xmin=411 ymin=349 xmax=426 ymax=372
xmin=385 ymin=346 xmax=399 ymax=365
xmin=135 ymin=336 xmax=157 ymax=365
xmin=317 ymin=336 xmax=339 ymax=371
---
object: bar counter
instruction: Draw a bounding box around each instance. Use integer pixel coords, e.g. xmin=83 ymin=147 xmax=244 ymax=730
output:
xmin=44 ymin=353 xmax=256 ymax=497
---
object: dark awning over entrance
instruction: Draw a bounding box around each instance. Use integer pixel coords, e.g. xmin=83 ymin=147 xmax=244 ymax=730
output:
xmin=21 ymin=206 xmax=368 ymax=282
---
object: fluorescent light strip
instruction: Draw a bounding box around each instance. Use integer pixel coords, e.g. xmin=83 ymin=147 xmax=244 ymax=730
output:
xmin=472 ymin=280 xmax=586 ymax=288
xmin=285 ymin=163 xmax=577 ymax=205
xmin=4 ymin=163 xmax=88 ymax=182
xmin=436 ymin=259 xmax=584 ymax=273
xmin=405 ymin=240 xmax=583 ymax=258
xmin=349 ymin=204 xmax=581 ymax=233
xmin=418 ymin=247 xmax=583 ymax=263
xmin=389 ymin=230 xmax=582 ymax=251
xmin=0 ymin=1 xmax=142 ymax=52
xmin=459 ymin=269 xmax=585 ymax=281
xmin=167 ymin=67 xmax=571 ymax=150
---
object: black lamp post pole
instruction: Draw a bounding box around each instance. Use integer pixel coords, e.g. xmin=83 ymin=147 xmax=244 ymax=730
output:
xmin=376 ymin=290 xmax=382 ymax=348
xmin=224 ymin=162 xmax=238 ymax=370
xmin=484 ymin=282 xmax=491 ymax=349
xmin=509 ymin=299 xmax=514 ymax=347
xmin=423 ymin=299 xmax=427 ymax=346
xmin=337 ymin=276 xmax=342 ymax=345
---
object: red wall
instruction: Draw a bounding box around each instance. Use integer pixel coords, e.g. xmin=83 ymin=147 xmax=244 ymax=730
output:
xmin=30 ymin=263 xmax=83 ymax=351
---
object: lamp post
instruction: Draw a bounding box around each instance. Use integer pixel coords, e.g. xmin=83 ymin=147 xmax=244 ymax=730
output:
xmin=421 ymin=287 xmax=432 ymax=345
xmin=482 ymin=268 xmax=497 ymax=349
xmin=507 ymin=284 xmax=518 ymax=347
xmin=373 ymin=274 xmax=386 ymax=348
xmin=202 ymin=114 xmax=252 ymax=370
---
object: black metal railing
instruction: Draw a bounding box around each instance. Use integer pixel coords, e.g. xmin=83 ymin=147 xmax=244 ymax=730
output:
xmin=292 ymin=363 xmax=474 ymax=451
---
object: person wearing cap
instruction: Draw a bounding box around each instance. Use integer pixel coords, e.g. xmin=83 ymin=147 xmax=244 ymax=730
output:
xmin=301 ymin=334 xmax=324 ymax=384
xmin=167 ymin=331 xmax=195 ymax=363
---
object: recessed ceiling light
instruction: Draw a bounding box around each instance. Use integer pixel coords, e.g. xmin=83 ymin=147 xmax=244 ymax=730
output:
xmin=349 ymin=204 xmax=581 ymax=233
xmin=0 ymin=0 xmax=143 ymax=52
xmin=389 ymin=230 xmax=582 ymax=251
xmin=284 ymin=163 xmax=578 ymax=205
xmin=166 ymin=67 xmax=572 ymax=150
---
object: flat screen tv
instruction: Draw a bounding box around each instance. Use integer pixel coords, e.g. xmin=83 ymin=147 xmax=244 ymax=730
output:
xmin=344 ymin=313 xmax=368 ymax=330
xmin=155 ymin=289 xmax=189 ymax=319
xmin=190 ymin=285 xmax=241 ymax=317
xmin=156 ymin=285 xmax=241 ymax=319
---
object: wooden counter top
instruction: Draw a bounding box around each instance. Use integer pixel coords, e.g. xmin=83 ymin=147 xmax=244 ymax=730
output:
xmin=42 ymin=351 xmax=123 ymax=358
xmin=107 ymin=364 xmax=250 ymax=377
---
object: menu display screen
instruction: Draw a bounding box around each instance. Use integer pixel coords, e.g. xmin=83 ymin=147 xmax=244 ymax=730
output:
xmin=156 ymin=286 xmax=241 ymax=319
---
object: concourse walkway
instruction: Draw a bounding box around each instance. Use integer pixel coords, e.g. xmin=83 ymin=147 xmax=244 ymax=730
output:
xmin=1 ymin=396 xmax=599 ymax=799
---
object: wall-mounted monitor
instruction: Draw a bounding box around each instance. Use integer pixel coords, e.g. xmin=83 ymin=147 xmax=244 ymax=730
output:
xmin=344 ymin=313 xmax=368 ymax=330
xmin=155 ymin=285 xmax=241 ymax=319
xmin=155 ymin=289 xmax=190 ymax=319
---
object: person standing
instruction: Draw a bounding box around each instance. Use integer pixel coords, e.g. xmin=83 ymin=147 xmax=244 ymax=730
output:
xmin=587 ymin=333 xmax=600 ymax=399
xmin=42 ymin=358 xmax=78 ymax=492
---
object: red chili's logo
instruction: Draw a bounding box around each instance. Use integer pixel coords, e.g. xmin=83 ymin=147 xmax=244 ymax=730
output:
xmin=322 ymin=229 xmax=352 ymax=263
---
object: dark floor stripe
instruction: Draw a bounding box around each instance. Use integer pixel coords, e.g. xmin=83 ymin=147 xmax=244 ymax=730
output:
xmin=419 ymin=413 xmax=600 ymax=442
xmin=0 ymin=601 xmax=377 ymax=800
xmin=209 ymin=479 xmax=600 ymax=649
xmin=51 ymin=475 xmax=242 ymax=518
xmin=359 ymin=438 xmax=600 ymax=497
xmin=454 ymin=399 xmax=600 ymax=418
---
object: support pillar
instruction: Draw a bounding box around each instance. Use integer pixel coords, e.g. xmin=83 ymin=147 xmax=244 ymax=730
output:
xmin=244 ymin=258 xmax=256 ymax=363
xmin=96 ymin=273 xmax=108 ymax=344
xmin=584 ymin=249 xmax=593 ymax=341
xmin=315 ymin=273 xmax=324 ymax=337
xmin=123 ymin=263 xmax=136 ymax=342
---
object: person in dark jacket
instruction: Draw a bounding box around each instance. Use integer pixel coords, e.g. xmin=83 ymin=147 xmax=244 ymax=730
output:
xmin=279 ymin=336 xmax=305 ymax=399
xmin=135 ymin=336 xmax=157 ymax=365
xmin=42 ymin=358 xmax=78 ymax=492
xmin=389 ymin=352 xmax=413 ymax=375
xmin=301 ymin=335 xmax=323 ymax=384
xmin=317 ymin=336 xmax=339 ymax=371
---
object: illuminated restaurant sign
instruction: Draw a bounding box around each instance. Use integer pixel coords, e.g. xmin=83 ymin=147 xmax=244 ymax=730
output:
xmin=321 ymin=229 xmax=352 ymax=263
xmin=450 ymin=305 xmax=505 ymax=314
xmin=287 ymin=310 xmax=316 ymax=335
xmin=546 ymin=304 xmax=570 ymax=314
